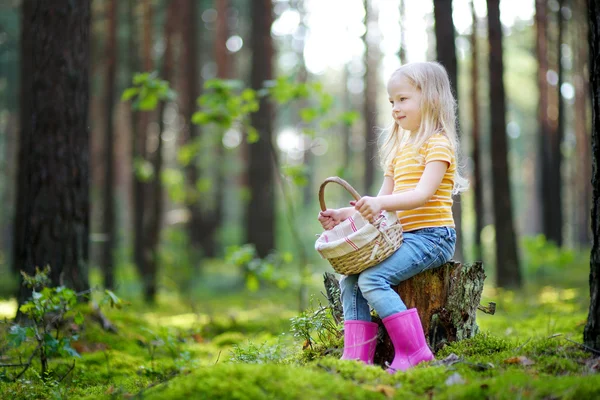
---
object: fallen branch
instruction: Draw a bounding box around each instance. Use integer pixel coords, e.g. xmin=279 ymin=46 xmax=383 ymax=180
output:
xmin=91 ymin=301 xmax=118 ymax=333
xmin=562 ymin=337 xmax=600 ymax=356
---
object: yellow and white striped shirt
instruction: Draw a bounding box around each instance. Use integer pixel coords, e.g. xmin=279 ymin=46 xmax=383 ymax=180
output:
xmin=385 ymin=133 xmax=455 ymax=232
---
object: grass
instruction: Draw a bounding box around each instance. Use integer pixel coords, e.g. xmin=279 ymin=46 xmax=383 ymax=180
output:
xmin=0 ymin=243 xmax=598 ymax=399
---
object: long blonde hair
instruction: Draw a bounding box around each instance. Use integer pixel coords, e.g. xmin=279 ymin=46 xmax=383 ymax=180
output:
xmin=379 ymin=61 xmax=469 ymax=194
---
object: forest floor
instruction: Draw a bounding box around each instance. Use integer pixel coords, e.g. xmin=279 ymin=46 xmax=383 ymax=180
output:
xmin=1 ymin=252 xmax=599 ymax=399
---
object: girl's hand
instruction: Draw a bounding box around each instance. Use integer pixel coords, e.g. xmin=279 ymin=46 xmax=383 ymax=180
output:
xmin=318 ymin=209 xmax=343 ymax=230
xmin=351 ymin=196 xmax=382 ymax=223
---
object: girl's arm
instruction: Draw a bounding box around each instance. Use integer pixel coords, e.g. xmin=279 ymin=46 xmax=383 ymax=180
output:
xmin=377 ymin=176 xmax=395 ymax=197
xmin=354 ymin=161 xmax=448 ymax=220
xmin=319 ymin=177 xmax=394 ymax=229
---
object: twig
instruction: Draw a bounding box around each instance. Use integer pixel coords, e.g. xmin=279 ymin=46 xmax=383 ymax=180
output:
xmin=515 ymin=338 xmax=532 ymax=353
xmin=14 ymin=344 xmax=41 ymax=380
xmin=57 ymin=361 xmax=76 ymax=383
xmin=214 ymin=350 xmax=222 ymax=365
xmin=562 ymin=337 xmax=600 ymax=356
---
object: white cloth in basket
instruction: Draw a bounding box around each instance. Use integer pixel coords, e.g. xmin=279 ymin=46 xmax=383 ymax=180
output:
xmin=315 ymin=211 xmax=399 ymax=259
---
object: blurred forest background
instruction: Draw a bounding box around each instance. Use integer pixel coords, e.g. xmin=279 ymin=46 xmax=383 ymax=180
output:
xmin=0 ymin=0 xmax=593 ymax=307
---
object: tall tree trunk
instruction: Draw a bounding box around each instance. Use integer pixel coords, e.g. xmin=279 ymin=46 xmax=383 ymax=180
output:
xmin=574 ymin=0 xmax=592 ymax=246
xmin=584 ymin=0 xmax=600 ymax=352
xmin=399 ymin=0 xmax=407 ymax=64
xmin=342 ymin=65 xmax=352 ymax=177
xmin=128 ymin=0 xmax=144 ymax=289
xmin=585 ymin=0 xmax=600 ymax=351
xmin=486 ymin=0 xmax=522 ymax=288
xmin=132 ymin=0 xmax=156 ymax=301
xmin=247 ymin=0 xmax=275 ymax=257
xmin=101 ymin=0 xmax=118 ymax=290
xmin=142 ymin=0 xmax=177 ymax=303
xmin=529 ymin=0 xmax=551 ymax=239
xmin=362 ymin=0 xmax=378 ymax=195
xmin=471 ymin=1 xmax=484 ymax=262
xmin=181 ymin=0 xmax=206 ymax=258
xmin=554 ymin=0 xmax=565 ymax=246
xmin=15 ymin=0 xmax=91 ymax=304
xmin=433 ymin=0 xmax=464 ymax=263
xmin=539 ymin=0 xmax=564 ymax=246
xmin=363 ymin=0 xmax=378 ymax=195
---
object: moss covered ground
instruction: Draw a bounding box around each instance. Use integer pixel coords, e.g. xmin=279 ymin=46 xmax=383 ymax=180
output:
xmin=1 ymin=252 xmax=598 ymax=399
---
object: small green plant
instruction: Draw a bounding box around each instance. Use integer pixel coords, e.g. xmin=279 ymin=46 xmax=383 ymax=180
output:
xmin=4 ymin=266 xmax=122 ymax=384
xmin=229 ymin=341 xmax=288 ymax=364
xmin=289 ymin=296 xmax=342 ymax=361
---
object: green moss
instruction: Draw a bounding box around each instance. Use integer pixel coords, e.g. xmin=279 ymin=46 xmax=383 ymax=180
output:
xmin=143 ymin=363 xmax=386 ymax=400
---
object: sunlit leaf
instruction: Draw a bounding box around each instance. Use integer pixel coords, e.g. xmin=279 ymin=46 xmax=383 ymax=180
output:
xmin=121 ymin=87 xmax=139 ymax=101
xmin=247 ymin=127 xmax=260 ymax=143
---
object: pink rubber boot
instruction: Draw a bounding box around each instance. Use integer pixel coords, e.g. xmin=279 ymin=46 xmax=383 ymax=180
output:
xmin=382 ymin=308 xmax=434 ymax=373
xmin=340 ymin=320 xmax=379 ymax=364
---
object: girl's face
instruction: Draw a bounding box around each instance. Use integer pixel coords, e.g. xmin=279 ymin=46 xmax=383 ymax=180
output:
xmin=387 ymin=74 xmax=422 ymax=134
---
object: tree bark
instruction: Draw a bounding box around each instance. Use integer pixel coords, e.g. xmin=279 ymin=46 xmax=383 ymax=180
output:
xmin=574 ymin=0 xmax=592 ymax=246
xmin=487 ymin=0 xmax=522 ymax=288
xmin=584 ymin=0 xmax=600 ymax=352
xmin=470 ymin=1 xmax=484 ymax=262
xmin=101 ymin=0 xmax=118 ymax=290
xmin=433 ymin=0 xmax=464 ymax=263
xmin=533 ymin=0 xmax=550 ymax=239
xmin=398 ymin=0 xmax=407 ymax=64
xmin=142 ymin=0 xmax=177 ymax=303
xmin=363 ymin=0 xmax=378 ymax=195
xmin=247 ymin=0 xmax=275 ymax=257
xmin=15 ymin=0 xmax=91 ymax=304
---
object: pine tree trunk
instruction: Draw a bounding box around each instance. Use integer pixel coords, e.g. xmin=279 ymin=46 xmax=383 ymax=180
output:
xmin=101 ymin=0 xmax=118 ymax=290
xmin=363 ymin=0 xmax=378 ymax=195
xmin=15 ymin=0 xmax=91 ymax=304
xmin=584 ymin=0 xmax=600 ymax=352
xmin=399 ymin=0 xmax=407 ymax=64
xmin=433 ymin=0 xmax=463 ymax=263
xmin=247 ymin=0 xmax=275 ymax=257
xmin=487 ymin=0 xmax=522 ymax=288
xmin=470 ymin=1 xmax=484 ymax=262
xmin=574 ymin=0 xmax=592 ymax=246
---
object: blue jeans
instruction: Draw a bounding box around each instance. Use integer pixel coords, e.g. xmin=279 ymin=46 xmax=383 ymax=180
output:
xmin=340 ymin=226 xmax=456 ymax=321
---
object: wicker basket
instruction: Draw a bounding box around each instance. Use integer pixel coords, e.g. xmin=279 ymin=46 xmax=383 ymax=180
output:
xmin=315 ymin=177 xmax=403 ymax=275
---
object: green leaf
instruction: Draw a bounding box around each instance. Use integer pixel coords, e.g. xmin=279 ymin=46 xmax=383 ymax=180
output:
xmin=341 ymin=110 xmax=360 ymax=126
xmin=191 ymin=111 xmax=211 ymax=125
xmin=134 ymin=158 xmax=154 ymax=182
xmin=8 ymin=325 xmax=27 ymax=348
xmin=246 ymin=127 xmax=260 ymax=144
xmin=246 ymin=274 xmax=260 ymax=292
xmin=300 ymin=108 xmax=319 ymax=123
xmin=61 ymin=340 xmax=81 ymax=358
xmin=105 ymin=289 xmax=123 ymax=309
xmin=195 ymin=178 xmax=212 ymax=194
xmin=121 ymin=87 xmax=139 ymax=101
xmin=74 ymin=312 xmax=84 ymax=325
xmin=137 ymin=94 xmax=159 ymax=111
xmin=133 ymin=72 xmax=150 ymax=85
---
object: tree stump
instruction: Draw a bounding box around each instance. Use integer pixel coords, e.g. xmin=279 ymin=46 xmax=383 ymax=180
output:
xmin=323 ymin=261 xmax=492 ymax=367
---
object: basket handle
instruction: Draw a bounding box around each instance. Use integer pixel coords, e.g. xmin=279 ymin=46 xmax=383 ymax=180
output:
xmin=318 ymin=176 xmax=361 ymax=211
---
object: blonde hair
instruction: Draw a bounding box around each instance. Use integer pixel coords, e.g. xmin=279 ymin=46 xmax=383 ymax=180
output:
xmin=379 ymin=61 xmax=469 ymax=194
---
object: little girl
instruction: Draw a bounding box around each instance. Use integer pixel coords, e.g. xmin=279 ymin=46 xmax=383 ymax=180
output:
xmin=318 ymin=61 xmax=467 ymax=373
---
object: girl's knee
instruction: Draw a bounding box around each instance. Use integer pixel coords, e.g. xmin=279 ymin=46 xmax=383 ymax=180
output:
xmin=357 ymin=270 xmax=382 ymax=294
